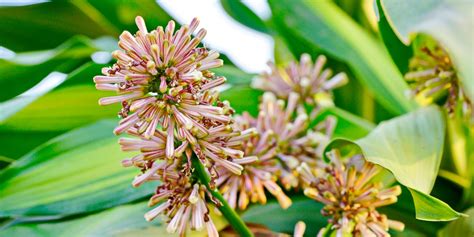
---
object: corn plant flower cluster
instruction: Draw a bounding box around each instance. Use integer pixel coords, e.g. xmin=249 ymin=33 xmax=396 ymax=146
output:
xmin=95 ymin=16 xmax=404 ymax=236
xmin=405 ymin=45 xmax=473 ymax=121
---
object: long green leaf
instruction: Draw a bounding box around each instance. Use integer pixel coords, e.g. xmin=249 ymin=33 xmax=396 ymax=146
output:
xmin=0 ymin=0 xmax=173 ymax=52
xmin=311 ymin=106 xmax=375 ymax=140
xmin=374 ymin=0 xmax=413 ymax=73
xmin=0 ymin=85 xmax=118 ymax=132
xmin=242 ymin=196 xmax=326 ymax=236
xmin=0 ymin=201 xmax=227 ymax=237
xmin=219 ymin=0 xmax=269 ymax=33
xmin=0 ymin=120 xmax=152 ymax=217
xmin=268 ymin=0 xmax=418 ymax=115
xmin=0 ymin=36 xmax=96 ymax=102
xmin=380 ymin=0 xmax=474 ymax=102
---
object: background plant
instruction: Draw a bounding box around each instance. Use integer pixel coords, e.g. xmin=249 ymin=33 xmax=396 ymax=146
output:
xmin=0 ymin=0 xmax=472 ymax=236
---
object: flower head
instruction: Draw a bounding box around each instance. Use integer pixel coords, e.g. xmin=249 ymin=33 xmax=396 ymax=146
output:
xmin=298 ymin=150 xmax=404 ymax=236
xmin=253 ymin=53 xmax=348 ymax=117
xmin=143 ymin=163 xmax=220 ymax=237
xmin=215 ymin=92 xmax=336 ymax=210
xmin=405 ymin=45 xmax=473 ymax=120
xmin=94 ymin=16 xmax=226 ymax=140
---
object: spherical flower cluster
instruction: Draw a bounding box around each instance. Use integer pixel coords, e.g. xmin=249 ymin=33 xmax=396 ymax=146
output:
xmin=96 ymin=16 xmax=255 ymax=236
xmin=216 ymin=92 xmax=336 ymax=210
xmin=253 ymin=53 xmax=348 ymax=118
xmin=405 ymin=45 xmax=473 ymax=120
xmin=298 ymin=150 xmax=404 ymax=236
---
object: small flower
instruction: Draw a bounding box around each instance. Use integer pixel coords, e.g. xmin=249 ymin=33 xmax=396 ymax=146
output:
xmin=216 ymin=110 xmax=291 ymax=210
xmin=94 ymin=16 xmax=226 ymax=140
xmin=143 ymin=165 xmax=220 ymax=237
xmin=405 ymin=45 xmax=473 ymax=120
xmin=216 ymin=92 xmax=335 ymax=210
xmin=298 ymin=150 xmax=404 ymax=237
xmin=253 ymin=53 xmax=348 ymax=118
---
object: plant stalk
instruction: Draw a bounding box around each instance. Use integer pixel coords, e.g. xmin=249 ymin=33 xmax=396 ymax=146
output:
xmin=191 ymin=156 xmax=254 ymax=237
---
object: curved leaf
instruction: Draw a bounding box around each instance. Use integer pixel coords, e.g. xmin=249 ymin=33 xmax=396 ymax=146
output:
xmin=268 ymin=0 xmax=418 ymax=115
xmin=0 ymin=36 xmax=96 ymax=102
xmin=326 ymin=106 xmax=463 ymax=221
xmin=380 ymin=0 xmax=474 ymax=102
xmin=311 ymin=106 xmax=375 ymax=140
xmin=221 ymin=86 xmax=263 ymax=116
xmin=0 ymin=120 xmax=152 ymax=217
xmin=356 ymin=106 xmax=445 ymax=193
xmin=219 ymin=0 xmax=269 ymax=33
xmin=0 ymin=85 xmax=118 ymax=132
xmin=0 ymin=0 xmax=173 ymax=52
xmin=374 ymin=0 xmax=412 ymax=73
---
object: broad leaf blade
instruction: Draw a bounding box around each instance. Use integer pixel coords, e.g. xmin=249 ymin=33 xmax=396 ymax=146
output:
xmin=0 ymin=120 xmax=152 ymax=217
xmin=380 ymin=0 xmax=474 ymax=102
xmin=268 ymin=0 xmax=418 ymax=115
xmin=356 ymin=106 xmax=444 ymax=193
xmin=326 ymin=106 xmax=463 ymax=221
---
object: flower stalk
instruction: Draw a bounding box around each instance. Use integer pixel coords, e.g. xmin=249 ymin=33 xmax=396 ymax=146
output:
xmin=191 ymin=155 xmax=254 ymax=237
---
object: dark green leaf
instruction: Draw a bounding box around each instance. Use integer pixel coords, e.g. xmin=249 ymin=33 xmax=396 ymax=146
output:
xmin=242 ymin=196 xmax=326 ymax=236
xmin=269 ymin=0 xmax=418 ymax=115
xmin=213 ymin=65 xmax=255 ymax=86
xmin=221 ymin=86 xmax=263 ymax=116
xmin=0 ymin=36 xmax=96 ymax=102
xmin=312 ymin=106 xmax=375 ymax=140
xmin=219 ymin=0 xmax=269 ymax=33
xmin=375 ymin=0 xmax=412 ymax=73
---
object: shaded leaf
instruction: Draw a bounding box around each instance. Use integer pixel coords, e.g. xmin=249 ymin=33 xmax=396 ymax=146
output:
xmin=213 ymin=65 xmax=255 ymax=86
xmin=374 ymin=0 xmax=412 ymax=73
xmin=0 ymin=85 xmax=119 ymax=132
xmin=0 ymin=1 xmax=110 ymax=52
xmin=0 ymin=120 xmax=153 ymax=217
xmin=380 ymin=0 xmax=474 ymax=102
xmin=221 ymin=86 xmax=263 ymax=116
xmin=242 ymin=196 xmax=326 ymax=236
xmin=269 ymin=0 xmax=418 ymax=115
xmin=311 ymin=106 xmax=375 ymax=140
xmin=219 ymin=0 xmax=269 ymax=33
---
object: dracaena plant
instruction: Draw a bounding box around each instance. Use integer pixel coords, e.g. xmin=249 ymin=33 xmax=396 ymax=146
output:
xmin=0 ymin=1 xmax=472 ymax=237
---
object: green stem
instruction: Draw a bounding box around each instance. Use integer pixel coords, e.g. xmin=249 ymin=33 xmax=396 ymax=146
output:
xmin=191 ymin=156 xmax=254 ymax=237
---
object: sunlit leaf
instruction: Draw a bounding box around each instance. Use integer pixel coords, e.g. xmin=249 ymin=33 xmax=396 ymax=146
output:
xmin=438 ymin=208 xmax=474 ymax=236
xmin=374 ymin=0 xmax=412 ymax=73
xmin=327 ymin=106 xmax=463 ymax=221
xmin=380 ymin=0 xmax=474 ymax=102
xmin=0 ymin=202 xmax=226 ymax=237
xmin=221 ymin=86 xmax=263 ymax=116
xmin=0 ymin=120 xmax=152 ymax=217
xmin=269 ymin=0 xmax=418 ymax=115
